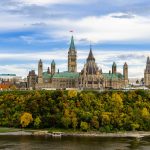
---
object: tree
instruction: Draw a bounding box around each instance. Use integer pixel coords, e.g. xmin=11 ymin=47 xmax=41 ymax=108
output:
xmin=111 ymin=93 xmax=123 ymax=111
xmin=80 ymin=121 xmax=89 ymax=131
xmin=34 ymin=116 xmax=41 ymax=128
xmin=141 ymin=108 xmax=150 ymax=119
xmin=61 ymin=117 xmax=71 ymax=128
xmin=91 ymin=116 xmax=99 ymax=129
xmin=101 ymin=112 xmax=111 ymax=126
xmin=20 ymin=112 xmax=33 ymax=128
xmin=131 ymin=123 xmax=140 ymax=131
xmin=72 ymin=117 xmax=78 ymax=130
xmin=68 ymin=90 xmax=77 ymax=99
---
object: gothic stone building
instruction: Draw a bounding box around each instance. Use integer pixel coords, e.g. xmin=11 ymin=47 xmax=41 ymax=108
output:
xmin=28 ymin=36 xmax=128 ymax=90
xmin=144 ymin=56 xmax=150 ymax=86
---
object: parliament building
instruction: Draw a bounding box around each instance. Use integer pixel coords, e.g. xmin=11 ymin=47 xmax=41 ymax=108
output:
xmin=27 ymin=36 xmax=129 ymax=90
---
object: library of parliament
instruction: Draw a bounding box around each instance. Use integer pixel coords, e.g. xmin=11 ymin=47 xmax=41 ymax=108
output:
xmin=27 ymin=36 xmax=129 ymax=90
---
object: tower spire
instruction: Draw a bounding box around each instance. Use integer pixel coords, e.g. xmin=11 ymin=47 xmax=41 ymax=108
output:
xmin=51 ymin=60 xmax=56 ymax=75
xmin=147 ymin=56 xmax=150 ymax=64
xmin=38 ymin=59 xmax=43 ymax=84
xmin=112 ymin=62 xmax=117 ymax=74
xmin=69 ymin=36 xmax=75 ymax=51
xmin=68 ymin=36 xmax=77 ymax=72
xmin=87 ymin=45 xmax=95 ymax=62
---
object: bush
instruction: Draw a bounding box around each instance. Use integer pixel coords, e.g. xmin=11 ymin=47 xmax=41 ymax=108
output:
xmin=80 ymin=121 xmax=89 ymax=131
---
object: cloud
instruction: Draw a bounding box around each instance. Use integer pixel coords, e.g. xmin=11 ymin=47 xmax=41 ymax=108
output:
xmin=22 ymin=0 xmax=92 ymax=5
xmin=111 ymin=13 xmax=135 ymax=19
xmin=45 ymin=13 xmax=150 ymax=43
xmin=0 ymin=1 xmax=150 ymax=44
xmin=0 ymin=50 xmax=149 ymax=78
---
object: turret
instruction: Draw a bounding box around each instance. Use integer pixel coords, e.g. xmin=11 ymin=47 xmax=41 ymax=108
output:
xmin=51 ymin=60 xmax=56 ymax=75
xmin=87 ymin=46 xmax=95 ymax=62
xmin=123 ymin=62 xmax=128 ymax=86
xmin=112 ymin=62 xmax=117 ymax=74
xmin=47 ymin=67 xmax=50 ymax=74
xmin=144 ymin=57 xmax=150 ymax=86
xmin=38 ymin=59 xmax=43 ymax=84
xmin=68 ymin=36 xmax=77 ymax=72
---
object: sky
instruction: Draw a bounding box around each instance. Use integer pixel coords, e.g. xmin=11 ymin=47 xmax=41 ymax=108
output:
xmin=0 ymin=0 xmax=150 ymax=79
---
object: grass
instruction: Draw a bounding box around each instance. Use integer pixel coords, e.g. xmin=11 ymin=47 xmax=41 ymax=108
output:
xmin=0 ymin=127 xmax=21 ymax=133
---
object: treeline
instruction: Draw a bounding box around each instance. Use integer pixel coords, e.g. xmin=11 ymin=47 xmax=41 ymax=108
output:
xmin=0 ymin=90 xmax=150 ymax=132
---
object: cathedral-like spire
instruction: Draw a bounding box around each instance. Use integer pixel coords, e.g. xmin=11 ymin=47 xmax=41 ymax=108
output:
xmin=51 ymin=60 xmax=55 ymax=65
xmin=39 ymin=59 xmax=42 ymax=64
xmin=68 ymin=36 xmax=77 ymax=72
xmin=47 ymin=67 xmax=50 ymax=74
xmin=51 ymin=60 xmax=56 ymax=75
xmin=112 ymin=62 xmax=116 ymax=67
xmin=112 ymin=62 xmax=117 ymax=74
xmin=147 ymin=56 xmax=150 ymax=64
xmin=87 ymin=46 xmax=95 ymax=62
xmin=124 ymin=62 xmax=128 ymax=66
xmin=69 ymin=36 xmax=75 ymax=51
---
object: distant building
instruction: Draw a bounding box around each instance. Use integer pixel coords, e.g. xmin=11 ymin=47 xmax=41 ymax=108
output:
xmin=0 ymin=74 xmax=22 ymax=83
xmin=0 ymin=74 xmax=25 ymax=90
xmin=144 ymin=57 xmax=150 ymax=86
xmin=28 ymin=36 xmax=128 ymax=90
xmin=27 ymin=70 xmax=38 ymax=90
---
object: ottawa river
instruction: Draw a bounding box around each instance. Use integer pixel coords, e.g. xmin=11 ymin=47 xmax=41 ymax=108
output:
xmin=0 ymin=135 xmax=150 ymax=150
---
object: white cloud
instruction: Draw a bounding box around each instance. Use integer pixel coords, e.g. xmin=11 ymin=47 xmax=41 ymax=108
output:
xmin=1 ymin=11 xmax=150 ymax=43
xmin=22 ymin=0 xmax=89 ymax=5
xmin=48 ymin=13 xmax=150 ymax=43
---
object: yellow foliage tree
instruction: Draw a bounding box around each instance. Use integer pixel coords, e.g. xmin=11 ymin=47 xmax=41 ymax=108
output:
xmin=20 ymin=112 xmax=33 ymax=128
xmin=101 ymin=112 xmax=111 ymax=125
xmin=68 ymin=90 xmax=77 ymax=99
xmin=141 ymin=108 xmax=150 ymax=119
xmin=111 ymin=93 xmax=123 ymax=111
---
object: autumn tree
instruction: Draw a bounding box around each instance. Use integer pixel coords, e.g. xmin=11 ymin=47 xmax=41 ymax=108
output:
xmin=68 ymin=90 xmax=77 ymax=99
xmin=20 ymin=112 xmax=33 ymax=128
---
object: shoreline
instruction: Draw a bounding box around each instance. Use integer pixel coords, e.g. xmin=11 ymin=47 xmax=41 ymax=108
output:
xmin=0 ymin=131 xmax=150 ymax=138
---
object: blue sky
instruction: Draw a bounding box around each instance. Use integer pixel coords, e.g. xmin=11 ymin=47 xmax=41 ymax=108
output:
xmin=0 ymin=0 xmax=150 ymax=78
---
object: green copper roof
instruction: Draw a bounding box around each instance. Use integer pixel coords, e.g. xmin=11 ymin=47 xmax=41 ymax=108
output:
xmin=43 ymin=71 xmax=79 ymax=79
xmin=43 ymin=72 xmax=52 ymax=79
xmin=103 ymin=73 xmax=124 ymax=80
xmin=43 ymin=71 xmax=123 ymax=80
xmin=0 ymin=74 xmax=16 ymax=76
xmin=69 ymin=36 xmax=75 ymax=50
xmin=53 ymin=72 xmax=79 ymax=79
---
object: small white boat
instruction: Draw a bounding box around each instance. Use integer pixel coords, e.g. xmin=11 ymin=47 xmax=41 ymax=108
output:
xmin=52 ymin=132 xmax=62 ymax=137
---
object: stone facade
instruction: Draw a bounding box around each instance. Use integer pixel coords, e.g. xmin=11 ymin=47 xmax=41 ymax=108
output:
xmin=27 ymin=70 xmax=37 ymax=89
xmin=79 ymin=48 xmax=128 ymax=90
xmin=27 ymin=36 xmax=129 ymax=90
xmin=144 ymin=57 xmax=150 ymax=86
xmin=79 ymin=48 xmax=103 ymax=89
xmin=68 ymin=36 xmax=77 ymax=73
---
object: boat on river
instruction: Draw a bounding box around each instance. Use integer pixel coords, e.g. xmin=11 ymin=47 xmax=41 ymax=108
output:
xmin=51 ymin=132 xmax=63 ymax=137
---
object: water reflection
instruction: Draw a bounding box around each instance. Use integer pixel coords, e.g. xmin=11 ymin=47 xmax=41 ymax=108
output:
xmin=0 ymin=135 xmax=149 ymax=150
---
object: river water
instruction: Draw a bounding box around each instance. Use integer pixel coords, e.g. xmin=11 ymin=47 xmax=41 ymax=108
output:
xmin=0 ymin=135 xmax=150 ymax=150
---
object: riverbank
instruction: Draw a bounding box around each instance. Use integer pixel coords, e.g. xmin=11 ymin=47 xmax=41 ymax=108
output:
xmin=64 ymin=131 xmax=150 ymax=138
xmin=0 ymin=129 xmax=150 ymax=138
